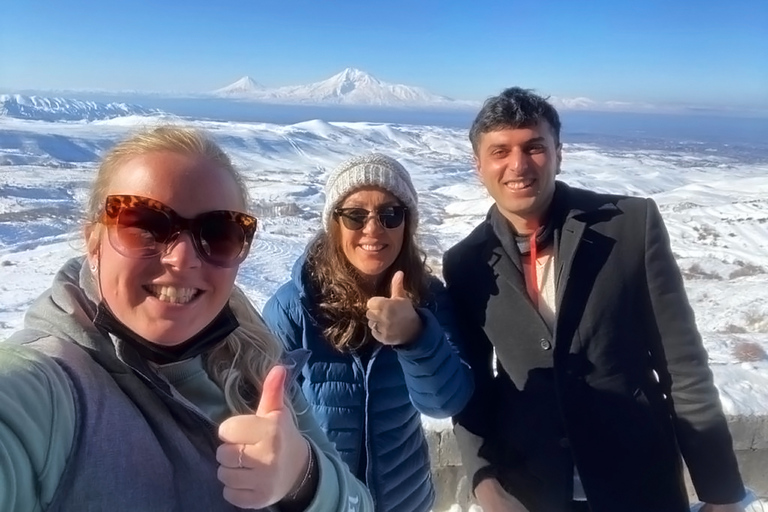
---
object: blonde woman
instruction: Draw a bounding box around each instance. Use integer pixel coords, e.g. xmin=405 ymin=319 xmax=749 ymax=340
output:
xmin=0 ymin=126 xmax=373 ymax=512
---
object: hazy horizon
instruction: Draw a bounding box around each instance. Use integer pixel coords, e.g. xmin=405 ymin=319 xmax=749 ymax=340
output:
xmin=2 ymin=0 xmax=766 ymax=111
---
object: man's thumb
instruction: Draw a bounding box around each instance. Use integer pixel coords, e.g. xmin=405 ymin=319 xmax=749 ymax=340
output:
xmin=255 ymin=365 xmax=287 ymax=416
xmin=390 ymin=270 xmax=407 ymax=299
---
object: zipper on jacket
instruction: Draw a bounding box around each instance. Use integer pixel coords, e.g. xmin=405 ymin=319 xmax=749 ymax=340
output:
xmin=361 ymin=344 xmax=383 ymax=506
xmin=350 ymin=351 xmax=367 ymax=483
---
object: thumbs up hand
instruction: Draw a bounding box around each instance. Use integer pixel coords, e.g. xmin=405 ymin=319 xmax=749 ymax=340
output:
xmin=366 ymin=270 xmax=422 ymax=346
xmin=217 ymin=365 xmax=312 ymax=509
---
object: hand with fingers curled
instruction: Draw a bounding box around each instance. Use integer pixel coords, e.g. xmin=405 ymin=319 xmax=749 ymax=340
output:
xmin=217 ymin=365 xmax=315 ymax=510
xmin=366 ymin=270 xmax=422 ymax=346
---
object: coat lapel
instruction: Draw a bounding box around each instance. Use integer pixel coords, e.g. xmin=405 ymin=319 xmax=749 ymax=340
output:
xmin=488 ymin=243 xmax=527 ymax=297
xmin=553 ymin=189 xmax=622 ymax=356
xmin=483 ymin=227 xmax=551 ymax=334
xmin=555 ymin=213 xmax=586 ymax=313
xmin=477 ymin=188 xmax=624 ymax=345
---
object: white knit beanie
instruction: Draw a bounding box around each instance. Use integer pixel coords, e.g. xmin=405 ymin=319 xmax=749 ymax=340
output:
xmin=322 ymin=153 xmax=419 ymax=231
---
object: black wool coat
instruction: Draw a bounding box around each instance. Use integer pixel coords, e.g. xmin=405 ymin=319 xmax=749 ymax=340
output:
xmin=443 ymin=182 xmax=744 ymax=512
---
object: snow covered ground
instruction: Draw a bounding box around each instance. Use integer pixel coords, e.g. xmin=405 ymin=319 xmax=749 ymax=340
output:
xmin=4 ymin=111 xmax=767 ymax=414
xmin=1 ymin=103 xmax=767 ymax=510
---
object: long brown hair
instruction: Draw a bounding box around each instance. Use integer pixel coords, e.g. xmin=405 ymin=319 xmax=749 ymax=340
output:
xmin=306 ymin=206 xmax=430 ymax=352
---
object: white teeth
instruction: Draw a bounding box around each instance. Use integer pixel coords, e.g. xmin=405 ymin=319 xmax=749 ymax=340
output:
xmin=505 ymin=179 xmax=534 ymax=190
xmin=361 ymin=244 xmax=385 ymax=251
xmin=146 ymin=285 xmax=200 ymax=304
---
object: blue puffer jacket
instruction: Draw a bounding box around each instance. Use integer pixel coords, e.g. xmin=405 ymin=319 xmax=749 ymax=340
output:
xmin=263 ymin=256 xmax=474 ymax=512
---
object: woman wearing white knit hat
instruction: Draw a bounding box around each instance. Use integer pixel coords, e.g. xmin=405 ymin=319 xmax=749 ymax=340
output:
xmin=264 ymin=153 xmax=474 ymax=512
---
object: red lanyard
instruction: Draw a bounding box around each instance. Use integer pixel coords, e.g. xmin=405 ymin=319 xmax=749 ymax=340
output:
xmin=529 ymin=233 xmax=539 ymax=306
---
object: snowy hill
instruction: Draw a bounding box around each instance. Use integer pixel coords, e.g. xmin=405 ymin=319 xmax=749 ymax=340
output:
xmin=212 ymin=68 xmax=472 ymax=108
xmin=0 ymin=113 xmax=768 ymax=422
xmin=0 ymin=94 xmax=164 ymax=122
xmin=213 ymin=76 xmax=264 ymax=96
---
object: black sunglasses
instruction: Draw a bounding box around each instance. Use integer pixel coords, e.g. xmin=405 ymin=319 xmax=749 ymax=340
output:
xmin=333 ymin=206 xmax=407 ymax=231
xmin=101 ymin=194 xmax=257 ymax=268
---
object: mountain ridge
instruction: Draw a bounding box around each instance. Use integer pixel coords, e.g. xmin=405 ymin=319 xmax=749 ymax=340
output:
xmin=0 ymin=94 xmax=164 ymax=122
xmin=212 ymin=67 xmax=474 ymax=108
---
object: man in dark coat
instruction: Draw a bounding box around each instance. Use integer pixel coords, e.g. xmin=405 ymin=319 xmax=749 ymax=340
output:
xmin=444 ymin=87 xmax=746 ymax=512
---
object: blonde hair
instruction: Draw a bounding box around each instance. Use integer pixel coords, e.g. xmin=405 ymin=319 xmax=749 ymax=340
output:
xmin=86 ymin=125 xmax=288 ymax=415
xmin=209 ymin=287 xmax=289 ymax=415
xmin=85 ymin=125 xmax=249 ymax=253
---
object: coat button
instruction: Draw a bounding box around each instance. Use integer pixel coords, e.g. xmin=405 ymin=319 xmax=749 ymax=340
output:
xmin=539 ymin=338 xmax=552 ymax=350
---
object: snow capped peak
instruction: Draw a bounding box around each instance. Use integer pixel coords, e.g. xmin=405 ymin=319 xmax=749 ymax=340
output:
xmin=329 ymin=67 xmax=380 ymax=84
xmin=214 ymin=76 xmax=264 ymax=95
xmin=339 ymin=67 xmax=368 ymax=77
xmin=0 ymin=94 xmax=164 ymax=122
xmin=307 ymin=68 xmax=388 ymax=98
xmin=211 ymin=68 xmax=462 ymax=107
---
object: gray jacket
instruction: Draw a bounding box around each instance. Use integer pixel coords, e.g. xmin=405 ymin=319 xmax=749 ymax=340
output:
xmin=0 ymin=257 xmax=373 ymax=512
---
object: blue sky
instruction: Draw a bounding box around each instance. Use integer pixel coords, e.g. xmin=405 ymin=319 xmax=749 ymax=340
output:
xmin=1 ymin=0 xmax=766 ymax=110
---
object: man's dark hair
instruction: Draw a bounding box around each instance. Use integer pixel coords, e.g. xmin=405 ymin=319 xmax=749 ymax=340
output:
xmin=469 ymin=87 xmax=561 ymax=153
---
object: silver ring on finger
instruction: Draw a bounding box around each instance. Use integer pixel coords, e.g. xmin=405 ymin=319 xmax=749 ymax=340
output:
xmin=371 ymin=321 xmax=379 ymax=333
xmin=238 ymin=444 xmax=245 ymax=468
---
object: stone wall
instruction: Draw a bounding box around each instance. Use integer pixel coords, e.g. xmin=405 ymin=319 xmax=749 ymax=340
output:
xmin=426 ymin=415 xmax=768 ymax=511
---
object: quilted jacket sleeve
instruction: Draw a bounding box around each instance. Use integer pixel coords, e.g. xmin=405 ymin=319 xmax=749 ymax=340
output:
xmin=394 ymin=277 xmax=474 ymax=418
xmin=293 ymin=388 xmax=374 ymax=512
xmin=263 ymin=283 xmax=305 ymax=355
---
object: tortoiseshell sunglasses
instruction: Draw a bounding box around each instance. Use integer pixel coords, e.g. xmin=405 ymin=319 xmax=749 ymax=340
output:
xmin=101 ymin=195 xmax=257 ymax=268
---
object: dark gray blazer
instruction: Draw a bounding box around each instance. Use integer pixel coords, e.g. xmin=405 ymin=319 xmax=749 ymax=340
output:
xmin=444 ymin=182 xmax=744 ymax=512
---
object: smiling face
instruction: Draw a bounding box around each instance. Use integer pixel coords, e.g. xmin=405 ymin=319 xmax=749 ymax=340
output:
xmin=474 ymin=120 xmax=562 ymax=234
xmin=89 ymin=150 xmax=245 ymax=346
xmin=335 ymin=186 xmax=405 ymax=286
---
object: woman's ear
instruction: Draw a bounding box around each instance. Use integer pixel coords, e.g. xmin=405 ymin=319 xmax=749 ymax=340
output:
xmin=87 ymin=248 xmax=99 ymax=274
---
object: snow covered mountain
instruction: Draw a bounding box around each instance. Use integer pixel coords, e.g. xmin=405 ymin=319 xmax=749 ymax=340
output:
xmin=213 ymin=76 xmax=264 ymax=96
xmin=210 ymin=68 xmax=653 ymax=111
xmin=0 ymin=94 xmax=164 ymax=122
xmin=212 ymin=68 xmax=470 ymax=107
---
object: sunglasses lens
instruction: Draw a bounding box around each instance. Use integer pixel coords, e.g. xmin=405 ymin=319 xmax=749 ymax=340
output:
xmin=197 ymin=214 xmax=249 ymax=267
xmin=103 ymin=195 xmax=255 ymax=267
xmin=379 ymin=207 xmax=406 ymax=229
xmin=336 ymin=207 xmax=406 ymax=230
xmin=339 ymin=209 xmax=368 ymax=230
xmin=110 ymin=206 xmax=171 ymax=257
